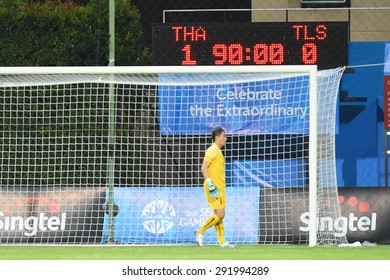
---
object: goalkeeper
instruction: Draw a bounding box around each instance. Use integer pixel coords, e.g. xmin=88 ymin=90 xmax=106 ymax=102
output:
xmin=196 ymin=126 xmax=234 ymax=248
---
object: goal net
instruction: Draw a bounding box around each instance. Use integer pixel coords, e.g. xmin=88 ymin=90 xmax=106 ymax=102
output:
xmin=0 ymin=65 xmax=346 ymax=246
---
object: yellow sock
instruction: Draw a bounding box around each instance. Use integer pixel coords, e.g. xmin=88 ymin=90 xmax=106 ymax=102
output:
xmin=215 ymin=220 xmax=225 ymax=244
xmin=197 ymin=214 xmax=221 ymax=234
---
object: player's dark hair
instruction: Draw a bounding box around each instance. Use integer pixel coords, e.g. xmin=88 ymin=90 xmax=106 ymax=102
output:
xmin=211 ymin=126 xmax=225 ymax=142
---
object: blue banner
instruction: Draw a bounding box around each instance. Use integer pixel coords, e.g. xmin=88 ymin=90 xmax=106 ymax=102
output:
xmin=102 ymin=186 xmax=260 ymax=244
xmin=232 ymin=159 xmax=306 ymax=188
xmin=158 ymin=74 xmax=310 ymax=135
xmin=385 ymin=43 xmax=390 ymax=75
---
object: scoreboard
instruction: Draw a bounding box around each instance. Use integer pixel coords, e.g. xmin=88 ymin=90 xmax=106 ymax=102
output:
xmin=152 ymin=22 xmax=349 ymax=69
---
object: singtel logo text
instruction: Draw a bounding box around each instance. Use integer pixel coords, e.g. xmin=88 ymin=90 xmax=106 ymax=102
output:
xmin=0 ymin=211 xmax=66 ymax=237
xmin=300 ymin=212 xmax=377 ymax=237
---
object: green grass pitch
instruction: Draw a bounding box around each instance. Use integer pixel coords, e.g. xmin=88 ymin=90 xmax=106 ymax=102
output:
xmin=1 ymin=244 xmax=389 ymax=260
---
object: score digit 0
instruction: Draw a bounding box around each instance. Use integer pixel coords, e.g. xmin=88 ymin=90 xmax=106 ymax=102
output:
xmin=302 ymin=43 xmax=317 ymax=65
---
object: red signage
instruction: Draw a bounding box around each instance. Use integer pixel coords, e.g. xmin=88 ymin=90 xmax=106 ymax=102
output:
xmin=384 ymin=76 xmax=390 ymax=129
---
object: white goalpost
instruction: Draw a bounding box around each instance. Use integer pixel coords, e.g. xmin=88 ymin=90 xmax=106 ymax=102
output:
xmin=0 ymin=65 xmax=346 ymax=246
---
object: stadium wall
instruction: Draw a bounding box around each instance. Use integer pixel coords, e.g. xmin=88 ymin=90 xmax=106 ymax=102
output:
xmin=336 ymin=42 xmax=388 ymax=187
xmin=252 ymin=0 xmax=390 ymax=41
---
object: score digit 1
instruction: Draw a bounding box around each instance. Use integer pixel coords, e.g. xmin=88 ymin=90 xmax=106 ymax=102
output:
xmin=181 ymin=45 xmax=197 ymax=65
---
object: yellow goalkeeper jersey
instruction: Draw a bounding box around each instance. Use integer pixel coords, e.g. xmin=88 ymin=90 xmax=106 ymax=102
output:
xmin=203 ymin=143 xmax=226 ymax=190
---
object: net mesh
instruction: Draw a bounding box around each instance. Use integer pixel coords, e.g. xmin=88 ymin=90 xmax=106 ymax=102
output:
xmin=0 ymin=67 xmax=347 ymax=245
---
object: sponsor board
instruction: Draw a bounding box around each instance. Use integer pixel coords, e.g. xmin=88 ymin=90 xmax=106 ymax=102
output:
xmin=102 ymin=186 xmax=260 ymax=244
xmin=0 ymin=187 xmax=105 ymax=243
xmin=2 ymin=186 xmax=388 ymax=244
xmin=260 ymin=187 xmax=390 ymax=243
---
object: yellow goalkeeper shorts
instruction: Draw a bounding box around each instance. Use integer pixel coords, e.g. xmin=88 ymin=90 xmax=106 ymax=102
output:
xmin=203 ymin=185 xmax=226 ymax=209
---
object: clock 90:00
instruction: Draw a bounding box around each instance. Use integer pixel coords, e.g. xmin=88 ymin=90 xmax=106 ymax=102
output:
xmin=212 ymin=43 xmax=284 ymax=65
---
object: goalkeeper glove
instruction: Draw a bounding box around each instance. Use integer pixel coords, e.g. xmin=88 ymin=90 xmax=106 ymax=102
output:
xmin=206 ymin=178 xmax=219 ymax=198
